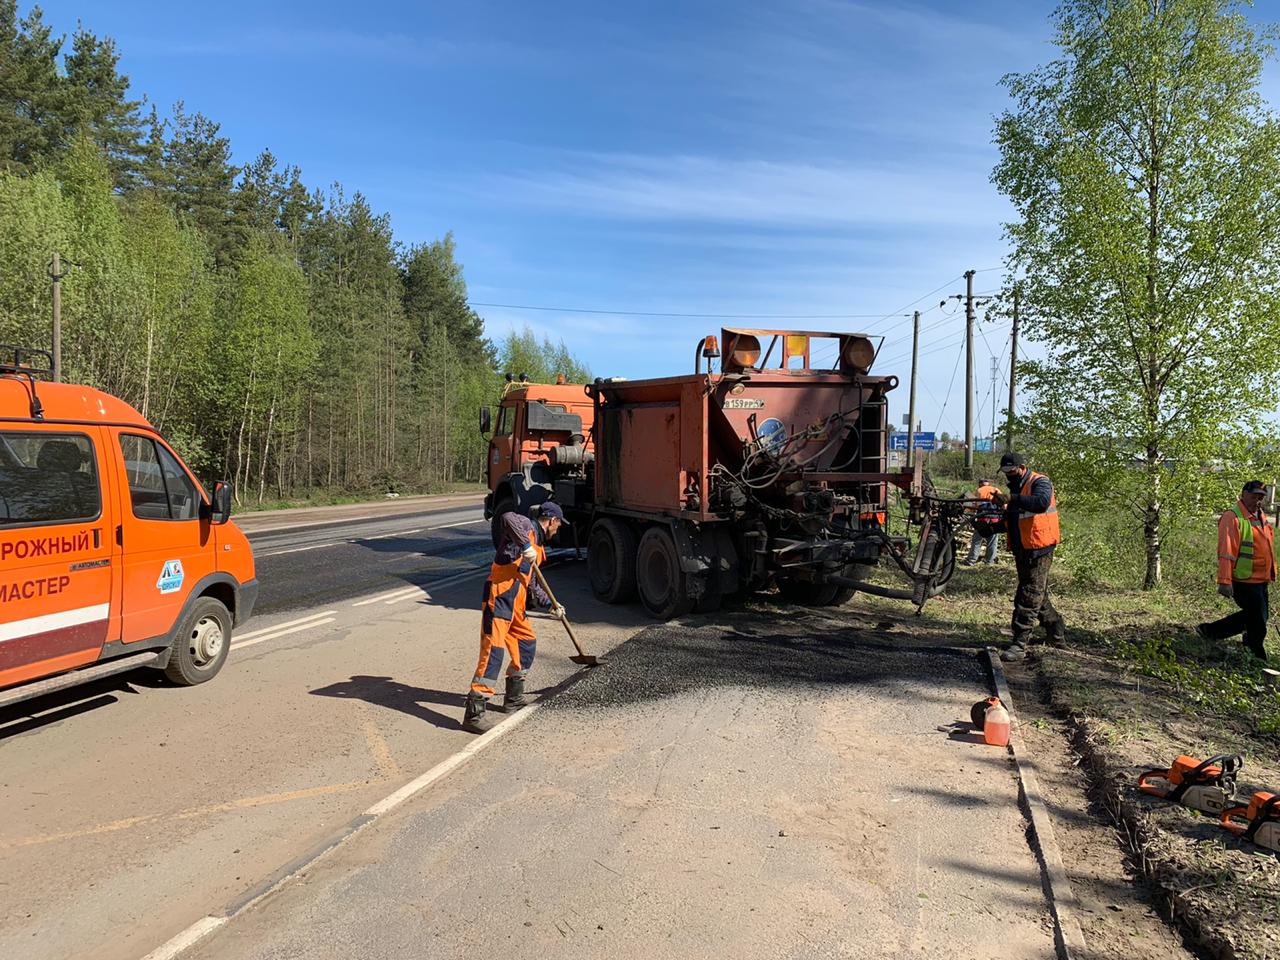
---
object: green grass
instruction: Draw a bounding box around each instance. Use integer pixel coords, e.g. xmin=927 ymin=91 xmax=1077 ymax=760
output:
xmin=889 ymin=489 xmax=1280 ymax=737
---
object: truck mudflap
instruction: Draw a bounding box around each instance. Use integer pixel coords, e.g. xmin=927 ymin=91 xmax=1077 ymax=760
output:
xmin=669 ymin=521 xmax=737 ymax=597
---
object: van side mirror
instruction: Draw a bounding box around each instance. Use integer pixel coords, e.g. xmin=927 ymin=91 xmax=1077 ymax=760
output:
xmin=479 ymin=406 xmax=491 ymax=436
xmin=210 ymin=480 xmax=233 ymax=525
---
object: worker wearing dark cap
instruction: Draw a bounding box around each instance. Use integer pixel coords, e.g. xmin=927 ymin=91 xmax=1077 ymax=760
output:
xmin=463 ymin=502 xmax=567 ymax=731
xmin=1197 ymin=481 xmax=1274 ymax=660
xmin=989 ymin=452 xmax=1066 ymax=662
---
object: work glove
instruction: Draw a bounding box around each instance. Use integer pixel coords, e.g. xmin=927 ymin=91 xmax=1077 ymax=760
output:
xmin=521 ymin=545 xmax=538 ymax=563
xmin=1218 ymin=582 xmax=1234 ymax=599
xmin=549 ymin=603 xmax=566 ymax=620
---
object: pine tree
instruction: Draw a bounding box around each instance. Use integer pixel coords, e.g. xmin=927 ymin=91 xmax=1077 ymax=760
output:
xmin=162 ymin=102 xmax=238 ymax=265
xmin=62 ymin=27 xmax=147 ymax=189
xmin=0 ymin=2 xmax=66 ymax=173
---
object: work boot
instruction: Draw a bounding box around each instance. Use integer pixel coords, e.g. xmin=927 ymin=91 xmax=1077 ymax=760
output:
xmin=503 ymin=675 xmax=529 ymax=711
xmin=462 ymin=693 xmax=488 ymax=732
xmin=1000 ymin=641 xmax=1028 ymax=663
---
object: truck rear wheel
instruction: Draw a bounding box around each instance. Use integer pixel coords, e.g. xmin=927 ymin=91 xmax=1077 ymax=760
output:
xmin=636 ymin=526 xmax=694 ymax=620
xmin=588 ymin=518 xmax=637 ymax=603
xmin=164 ymin=596 xmax=232 ymax=685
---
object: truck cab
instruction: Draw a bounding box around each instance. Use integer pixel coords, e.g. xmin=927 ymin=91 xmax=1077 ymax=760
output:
xmin=0 ymin=348 xmax=257 ymax=708
xmin=481 ymin=378 xmax=594 ymax=543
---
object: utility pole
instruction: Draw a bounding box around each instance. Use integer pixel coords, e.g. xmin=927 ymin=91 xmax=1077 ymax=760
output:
xmin=49 ymin=251 xmax=65 ymax=382
xmin=989 ymin=356 xmax=999 ymax=442
xmin=907 ymin=310 xmax=920 ymax=468
xmin=963 ymin=268 xmax=975 ymax=477
xmin=1006 ymin=284 xmax=1020 ymax=451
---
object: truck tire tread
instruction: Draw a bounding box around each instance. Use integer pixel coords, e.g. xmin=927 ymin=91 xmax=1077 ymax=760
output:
xmin=588 ymin=517 xmax=638 ymax=603
xmin=636 ymin=526 xmax=694 ymax=620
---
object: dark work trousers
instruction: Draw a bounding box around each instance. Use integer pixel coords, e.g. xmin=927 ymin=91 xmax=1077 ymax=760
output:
xmin=1011 ymin=550 xmax=1066 ymax=646
xmin=1199 ymin=582 xmax=1269 ymax=660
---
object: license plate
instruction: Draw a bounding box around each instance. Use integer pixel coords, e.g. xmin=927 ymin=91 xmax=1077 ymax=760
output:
xmin=723 ymin=398 xmax=765 ymax=409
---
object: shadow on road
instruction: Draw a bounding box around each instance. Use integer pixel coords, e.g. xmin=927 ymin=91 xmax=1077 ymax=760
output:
xmin=310 ymin=674 xmax=466 ymax=730
xmin=0 ymin=668 xmax=169 ymax=739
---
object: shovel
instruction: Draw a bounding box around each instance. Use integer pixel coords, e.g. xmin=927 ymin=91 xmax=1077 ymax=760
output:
xmin=531 ymin=564 xmax=603 ymax=667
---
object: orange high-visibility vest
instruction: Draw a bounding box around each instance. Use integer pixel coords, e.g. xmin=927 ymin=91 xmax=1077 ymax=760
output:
xmin=1016 ymin=470 xmax=1060 ymax=550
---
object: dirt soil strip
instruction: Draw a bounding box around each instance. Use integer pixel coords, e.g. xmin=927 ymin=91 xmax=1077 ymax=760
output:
xmin=987 ymin=648 xmax=1089 ymax=959
xmin=1033 ymin=646 xmax=1280 ymax=960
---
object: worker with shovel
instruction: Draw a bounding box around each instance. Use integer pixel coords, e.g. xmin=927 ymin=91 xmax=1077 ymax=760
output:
xmin=463 ymin=502 xmax=567 ymax=731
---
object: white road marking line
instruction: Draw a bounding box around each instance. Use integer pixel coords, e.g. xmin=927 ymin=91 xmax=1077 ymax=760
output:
xmin=139 ymin=621 xmax=548 ymax=960
xmin=140 ymin=916 xmax=227 ymax=960
xmin=365 ymin=702 xmax=543 ymax=817
xmin=423 ymin=568 xmax=488 ymax=591
xmin=358 ymin=527 xmax=425 ymax=541
xmin=245 ymin=514 xmax=379 ymax=536
xmin=384 ymin=590 xmax=427 ymax=605
xmin=255 ymin=543 xmax=330 ymax=558
xmin=255 ymin=517 xmax=485 ymax=557
xmin=232 ymin=618 xmax=337 ymax=651
xmin=233 ymin=611 xmax=337 ymax=643
xmin=351 ymin=586 xmax=422 ymax=607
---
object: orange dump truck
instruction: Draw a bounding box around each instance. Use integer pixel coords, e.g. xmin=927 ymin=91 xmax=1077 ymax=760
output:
xmin=483 ymin=329 xmax=957 ymax=619
xmin=0 ymin=347 xmax=257 ymax=709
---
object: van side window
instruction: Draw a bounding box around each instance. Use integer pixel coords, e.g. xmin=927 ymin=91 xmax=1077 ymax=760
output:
xmin=120 ymin=435 xmax=200 ymax=521
xmin=0 ymin=431 xmax=101 ymax=526
xmin=496 ymin=405 xmax=514 ymax=436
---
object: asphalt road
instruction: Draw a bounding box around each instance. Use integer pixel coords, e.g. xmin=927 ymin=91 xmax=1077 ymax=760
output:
xmin=241 ymin=497 xmax=493 ymax=616
xmin=0 ymin=497 xmax=1055 ymax=960
xmin=187 ymin=613 xmax=1055 ymax=960
xmin=0 ymin=496 xmax=648 ymax=960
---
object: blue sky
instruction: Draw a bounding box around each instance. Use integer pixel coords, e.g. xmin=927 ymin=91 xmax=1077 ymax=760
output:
xmin=30 ymin=1 xmax=1280 ymax=437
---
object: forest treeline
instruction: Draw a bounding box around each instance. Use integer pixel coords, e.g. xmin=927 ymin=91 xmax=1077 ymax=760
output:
xmin=0 ymin=3 xmax=587 ymax=501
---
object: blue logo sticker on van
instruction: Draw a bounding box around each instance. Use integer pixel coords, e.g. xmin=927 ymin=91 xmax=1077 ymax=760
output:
xmin=157 ymin=560 xmax=185 ymax=594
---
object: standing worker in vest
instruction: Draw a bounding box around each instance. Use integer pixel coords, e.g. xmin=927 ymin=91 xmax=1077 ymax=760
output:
xmin=989 ymin=452 xmax=1066 ymax=662
xmin=1197 ymin=480 xmax=1274 ymax=661
xmin=463 ymin=503 xmax=567 ymax=731
xmin=963 ymin=478 xmax=1003 ymax=566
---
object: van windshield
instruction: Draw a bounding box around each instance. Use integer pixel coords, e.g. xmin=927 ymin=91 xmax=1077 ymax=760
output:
xmin=0 ymin=431 xmax=102 ymax=526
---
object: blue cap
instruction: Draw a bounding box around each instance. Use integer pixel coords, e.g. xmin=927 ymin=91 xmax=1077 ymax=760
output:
xmin=538 ymin=501 xmax=569 ymax=524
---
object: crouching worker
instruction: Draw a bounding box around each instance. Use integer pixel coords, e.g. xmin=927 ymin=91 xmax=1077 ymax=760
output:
xmin=463 ymin=502 xmax=566 ymax=731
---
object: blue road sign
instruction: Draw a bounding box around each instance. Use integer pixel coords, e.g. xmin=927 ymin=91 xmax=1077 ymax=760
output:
xmin=975 ymin=438 xmax=994 ymax=453
xmin=890 ymin=431 xmax=936 ymax=451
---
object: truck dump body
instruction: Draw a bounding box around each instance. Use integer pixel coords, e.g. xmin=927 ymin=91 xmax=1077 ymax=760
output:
xmin=594 ymin=371 xmax=892 ymax=522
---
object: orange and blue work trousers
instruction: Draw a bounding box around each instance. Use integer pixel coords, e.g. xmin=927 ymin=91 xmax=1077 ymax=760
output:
xmin=470 ymin=554 xmax=541 ymax=697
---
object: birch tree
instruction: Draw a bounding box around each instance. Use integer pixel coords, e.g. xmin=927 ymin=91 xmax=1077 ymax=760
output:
xmin=993 ymin=0 xmax=1280 ymax=587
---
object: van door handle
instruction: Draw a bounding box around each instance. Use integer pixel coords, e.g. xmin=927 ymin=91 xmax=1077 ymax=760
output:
xmin=115 ymin=524 xmax=123 ymax=547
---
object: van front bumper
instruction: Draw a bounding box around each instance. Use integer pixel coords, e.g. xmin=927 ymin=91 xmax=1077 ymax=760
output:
xmin=238 ymin=578 xmax=260 ymax=625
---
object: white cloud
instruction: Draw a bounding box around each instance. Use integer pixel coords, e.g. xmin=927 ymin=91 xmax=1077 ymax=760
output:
xmin=475 ymin=151 xmax=1008 ymax=229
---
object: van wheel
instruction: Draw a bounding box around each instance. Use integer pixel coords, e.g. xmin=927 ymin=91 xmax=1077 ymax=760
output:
xmin=636 ymin=526 xmax=694 ymax=620
xmin=588 ymin=518 xmax=637 ymax=603
xmin=165 ymin=597 xmax=232 ymax=686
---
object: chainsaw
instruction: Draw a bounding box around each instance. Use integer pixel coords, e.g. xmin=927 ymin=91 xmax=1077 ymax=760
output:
xmin=1221 ymin=791 xmax=1280 ymax=854
xmin=1137 ymin=754 xmax=1241 ymax=815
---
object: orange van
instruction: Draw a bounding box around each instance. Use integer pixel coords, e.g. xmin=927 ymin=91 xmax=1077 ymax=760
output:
xmin=0 ymin=348 xmax=257 ymax=709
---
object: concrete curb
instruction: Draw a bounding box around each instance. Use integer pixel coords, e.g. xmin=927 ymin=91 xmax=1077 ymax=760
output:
xmin=986 ymin=647 xmax=1088 ymax=960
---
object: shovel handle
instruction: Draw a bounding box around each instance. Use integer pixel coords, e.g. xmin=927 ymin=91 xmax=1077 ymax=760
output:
xmin=531 ymin=563 xmax=587 ymax=656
